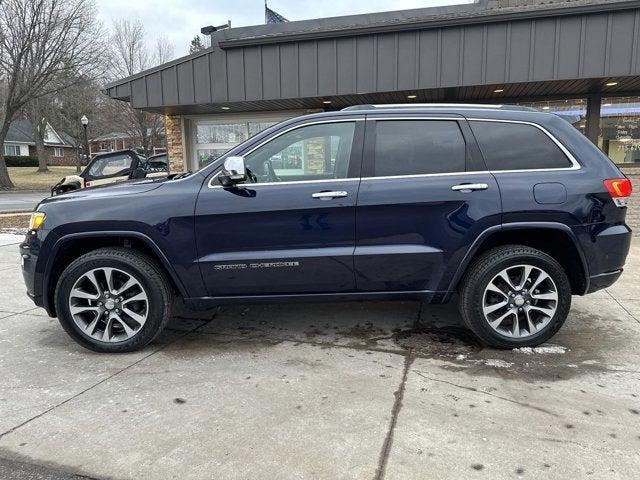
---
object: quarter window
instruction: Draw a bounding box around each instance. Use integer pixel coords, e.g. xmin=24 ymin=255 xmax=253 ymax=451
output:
xmin=469 ymin=121 xmax=573 ymax=171
xmin=373 ymin=120 xmax=466 ymax=176
xmin=244 ymin=122 xmax=356 ymax=183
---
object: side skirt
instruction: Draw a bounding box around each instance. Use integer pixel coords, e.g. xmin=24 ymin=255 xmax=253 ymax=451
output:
xmin=184 ymin=290 xmax=451 ymax=310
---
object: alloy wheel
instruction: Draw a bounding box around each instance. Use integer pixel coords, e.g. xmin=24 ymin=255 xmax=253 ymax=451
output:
xmin=482 ymin=264 xmax=558 ymax=338
xmin=68 ymin=267 xmax=149 ymax=343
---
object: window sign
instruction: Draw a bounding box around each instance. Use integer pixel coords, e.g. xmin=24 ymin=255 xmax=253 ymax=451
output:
xmin=600 ymin=97 xmax=640 ymax=164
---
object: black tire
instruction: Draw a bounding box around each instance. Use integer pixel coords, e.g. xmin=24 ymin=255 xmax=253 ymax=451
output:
xmin=459 ymin=245 xmax=571 ymax=349
xmin=55 ymin=247 xmax=173 ymax=353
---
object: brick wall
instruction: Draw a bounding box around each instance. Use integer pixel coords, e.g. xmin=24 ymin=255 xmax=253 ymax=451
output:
xmin=28 ymin=145 xmax=77 ymax=166
xmin=165 ymin=115 xmax=185 ymax=173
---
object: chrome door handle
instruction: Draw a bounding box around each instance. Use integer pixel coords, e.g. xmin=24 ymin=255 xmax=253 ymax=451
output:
xmin=312 ymin=191 xmax=348 ymax=200
xmin=451 ymin=183 xmax=489 ymax=192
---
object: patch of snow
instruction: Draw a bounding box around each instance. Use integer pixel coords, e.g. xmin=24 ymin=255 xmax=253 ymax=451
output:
xmin=484 ymin=359 xmax=513 ymax=368
xmin=0 ymin=233 xmax=24 ymax=246
xmin=514 ymin=344 xmax=568 ymax=355
xmin=455 ymin=354 xmax=468 ymax=361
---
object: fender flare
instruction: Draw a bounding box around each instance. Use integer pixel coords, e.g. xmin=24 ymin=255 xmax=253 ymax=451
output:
xmin=43 ymin=230 xmax=189 ymax=313
xmin=442 ymin=222 xmax=590 ymax=302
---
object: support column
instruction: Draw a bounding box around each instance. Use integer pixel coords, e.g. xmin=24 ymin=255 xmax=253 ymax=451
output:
xmin=585 ymin=94 xmax=602 ymax=146
xmin=165 ymin=114 xmax=186 ymax=173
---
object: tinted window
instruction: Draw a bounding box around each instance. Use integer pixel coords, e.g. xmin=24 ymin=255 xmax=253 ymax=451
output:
xmin=245 ymin=122 xmax=355 ymax=183
xmin=470 ymin=121 xmax=572 ymax=170
xmin=373 ymin=121 xmax=466 ymax=176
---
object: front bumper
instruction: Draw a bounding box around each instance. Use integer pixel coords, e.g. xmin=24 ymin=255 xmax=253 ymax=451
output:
xmin=20 ymin=229 xmax=54 ymax=315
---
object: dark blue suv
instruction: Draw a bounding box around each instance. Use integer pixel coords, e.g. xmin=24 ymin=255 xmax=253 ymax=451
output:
xmin=21 ymin=104 xmax=632 ymax=352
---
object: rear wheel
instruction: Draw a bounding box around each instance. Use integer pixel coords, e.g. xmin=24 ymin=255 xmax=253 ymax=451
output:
xmin=459 ymin=245 xmax=571 ymax=349
xmin=55 ymin=247 xmax=173 ymax=353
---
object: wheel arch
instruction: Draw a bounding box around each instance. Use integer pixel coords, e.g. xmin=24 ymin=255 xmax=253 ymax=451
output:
xmin=44 ymin=231 xmax=188 ymax=316
xmin=445 ymin=222 xmax=589 ymax=302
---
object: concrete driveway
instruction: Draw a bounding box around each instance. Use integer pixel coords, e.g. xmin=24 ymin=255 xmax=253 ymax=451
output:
xmin=0 ymin=191 xmax=49 ymax=213
xmin=0 ymin=238 xmax=639 ymax=480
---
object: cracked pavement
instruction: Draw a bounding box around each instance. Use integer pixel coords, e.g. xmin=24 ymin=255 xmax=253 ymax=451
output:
xmin=0 ymin=237 xmax=639 ymax=479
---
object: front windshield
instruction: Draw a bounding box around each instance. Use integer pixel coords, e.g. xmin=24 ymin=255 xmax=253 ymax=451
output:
xmin=86 ymin=153 xmax=133 ymax=178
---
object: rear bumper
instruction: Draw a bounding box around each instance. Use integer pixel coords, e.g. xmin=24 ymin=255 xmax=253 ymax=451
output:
xmin=582 ymin=223 xmax=631 ymax=294
xmin=587 ymin=269 xmax=623 ymax=293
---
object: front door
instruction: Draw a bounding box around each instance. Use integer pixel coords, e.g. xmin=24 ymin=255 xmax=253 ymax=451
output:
xmin=195 ymin=119 xmax=364 ymax=297
xmin=354 ymin=116 xmax=502 ymax=294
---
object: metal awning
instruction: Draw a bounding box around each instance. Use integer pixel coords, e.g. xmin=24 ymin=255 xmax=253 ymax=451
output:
xmin=105 ymin=0 xmax=640 ymax=115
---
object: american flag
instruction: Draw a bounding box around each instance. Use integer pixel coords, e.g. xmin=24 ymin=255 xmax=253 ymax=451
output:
xmin=265 ymin=2 xmax=289 ymax=24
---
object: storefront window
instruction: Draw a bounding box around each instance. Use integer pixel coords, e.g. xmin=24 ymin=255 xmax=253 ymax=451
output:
xmin=599 ymin=97 xmax=640 ymax=164
xmin=190 ymin=117 xmax=289 ymax=169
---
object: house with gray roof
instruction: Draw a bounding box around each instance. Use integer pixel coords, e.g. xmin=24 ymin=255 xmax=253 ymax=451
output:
xmin=4 ymin=118 xmax=76 ymax=166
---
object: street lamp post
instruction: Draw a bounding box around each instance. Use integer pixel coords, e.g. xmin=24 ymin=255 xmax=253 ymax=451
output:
xmin=80 ymin=115 xmax=89 ymax=173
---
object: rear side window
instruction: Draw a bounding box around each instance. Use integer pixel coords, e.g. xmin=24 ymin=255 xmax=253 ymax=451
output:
xmin=469 ymin=121 xmax=573 ymax=171
xmin=373 ymin=120 xmax=466 ymax=176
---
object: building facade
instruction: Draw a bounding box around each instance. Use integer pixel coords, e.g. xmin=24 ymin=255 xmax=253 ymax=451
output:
xmin=105 ymin=0 xmax=640 ymax=172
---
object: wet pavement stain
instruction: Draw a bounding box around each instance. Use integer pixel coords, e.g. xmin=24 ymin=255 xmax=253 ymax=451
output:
xmin=165 ymin=301 xmax=640 ymax=385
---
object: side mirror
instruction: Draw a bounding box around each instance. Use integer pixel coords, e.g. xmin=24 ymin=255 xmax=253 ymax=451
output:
xmin=219 ymin=156 xmax=247 ymax=187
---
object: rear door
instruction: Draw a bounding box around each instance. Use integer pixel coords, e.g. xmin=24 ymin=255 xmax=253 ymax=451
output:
xmin=354 ymin=115 xmax=502 ymax=295
xmin=195 ymin=118 xmax=365 ymax=297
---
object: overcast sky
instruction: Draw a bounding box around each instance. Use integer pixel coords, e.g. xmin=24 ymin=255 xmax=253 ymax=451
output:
xmin=95 ymin=0 xmax=475 ymax=58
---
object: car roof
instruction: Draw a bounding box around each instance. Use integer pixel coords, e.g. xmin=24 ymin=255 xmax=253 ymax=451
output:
xmin=286 ymin=103 xmax=557 ymax=126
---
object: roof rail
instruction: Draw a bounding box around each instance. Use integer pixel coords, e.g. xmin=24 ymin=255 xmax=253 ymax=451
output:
xmin=342 ymin=103 xmax=538 ymax=112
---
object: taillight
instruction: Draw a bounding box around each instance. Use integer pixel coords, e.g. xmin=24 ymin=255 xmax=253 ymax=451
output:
xmin=604 ymin=178 xmax=633 ymax=207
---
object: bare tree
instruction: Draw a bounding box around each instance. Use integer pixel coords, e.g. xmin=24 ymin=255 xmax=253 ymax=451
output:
xmin=0 ymin=0 xmax=104 ymax=189
xmin=155 ymin=35 xmax=175 ymax=65
xmin=107 ymin=19 xmax=173 ymax=156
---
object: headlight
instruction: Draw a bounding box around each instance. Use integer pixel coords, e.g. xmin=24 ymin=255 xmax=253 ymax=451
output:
xmin=29 ymin=212 xmax=46 ymax=231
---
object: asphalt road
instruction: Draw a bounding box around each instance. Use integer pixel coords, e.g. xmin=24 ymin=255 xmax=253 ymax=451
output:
xmin=0 ymin=236 xmax=639 ymax=479
xmin=0 ymin=191 xmax=49 ymax=213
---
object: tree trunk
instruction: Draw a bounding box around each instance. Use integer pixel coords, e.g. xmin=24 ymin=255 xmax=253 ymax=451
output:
xmin=28 ymin=102 xmax=49 ymax=173
xmin=0 ymin=119 xmax=15 ymax=190
xmin=35 ymin=129 xmax=49 ymax=173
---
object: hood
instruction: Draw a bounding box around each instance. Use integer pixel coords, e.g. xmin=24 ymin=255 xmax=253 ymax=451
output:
xmin=39 ymin=179 xmax=163 ymax=208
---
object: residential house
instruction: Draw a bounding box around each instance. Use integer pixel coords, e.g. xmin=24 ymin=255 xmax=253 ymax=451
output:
xmin=3 ymin=119 xmax=76 ymax=166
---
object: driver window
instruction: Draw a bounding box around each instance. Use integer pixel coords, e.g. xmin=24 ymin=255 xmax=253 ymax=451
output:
xmin=88 ymin=154 xmax=133 ymax=178
xmin=244 ymin=122 xmax=355 ymax=183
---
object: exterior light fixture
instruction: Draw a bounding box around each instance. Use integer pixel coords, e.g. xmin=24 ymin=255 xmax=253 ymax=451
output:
xmin=542 ymin=106 xmax=550 ymax=110
xmin=322 ymin=100 xmax=332 ymax=104
xmin=605 ymin=81 xmax=618 ymax=87
xmin=493 ymin=89 xmax=504 ymax=93
xmin=407 ymin=95 xmax=417 ymax=99
xmin=221 ymin=106 xmax=230 ymax=110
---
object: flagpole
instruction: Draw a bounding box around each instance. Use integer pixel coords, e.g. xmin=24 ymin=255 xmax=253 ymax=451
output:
xmin=265 ymin=0 xmax=267 ymax=24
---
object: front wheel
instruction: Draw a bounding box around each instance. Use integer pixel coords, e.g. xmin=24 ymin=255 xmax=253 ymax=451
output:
xmin=459 ymin=245 xmax=572 ymax=349
xmin=55 ymin=247 xmax=173 ymax=353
